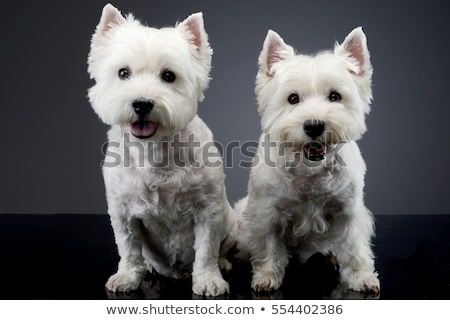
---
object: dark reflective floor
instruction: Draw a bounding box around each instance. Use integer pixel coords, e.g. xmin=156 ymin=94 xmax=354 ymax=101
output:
xmin=0 ymin=214 xmax=448 ymax=299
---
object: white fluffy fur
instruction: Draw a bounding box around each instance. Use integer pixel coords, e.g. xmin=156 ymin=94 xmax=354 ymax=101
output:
xmin=236 ymin=28 xmax=380 ymax=293
xmin=87 ymin=4 xmax=237 ymax=297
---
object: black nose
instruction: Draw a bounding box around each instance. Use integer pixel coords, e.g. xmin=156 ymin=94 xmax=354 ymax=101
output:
xmin=303 ymin=120 xmax=325 ymax=138
xmin=132 ymin=100 xmax=154 ymax=117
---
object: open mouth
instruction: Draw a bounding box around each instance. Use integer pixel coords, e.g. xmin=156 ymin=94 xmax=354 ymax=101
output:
xmin=130 ymin=120 xmax=157 ymax=139
xmin=303 ymin=141 xmax=327 ymax=161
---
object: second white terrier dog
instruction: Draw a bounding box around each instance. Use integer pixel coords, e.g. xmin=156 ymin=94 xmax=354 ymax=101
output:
xmin=236 ymin=27 xmax=380 ymax=294
xmin=88 ymin=4 xmax=236 ymax=296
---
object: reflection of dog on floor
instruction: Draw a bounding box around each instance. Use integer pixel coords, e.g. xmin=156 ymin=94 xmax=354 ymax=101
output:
xmin=88 ymin=4 xmax=236 ymax=296
xmin=236 ymin=27 xmax=379 ymax=294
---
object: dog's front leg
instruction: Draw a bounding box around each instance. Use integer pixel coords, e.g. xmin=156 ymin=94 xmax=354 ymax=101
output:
xmin=249 ymin=232 xmax=288 ymax=292
xmin=245 ymin=201 xmax=289 ymax=292
xmin=191 ymin=212 xmax=229 ymax=297
xmin=334 ymin=208 xmax=380 ymax=294
xmin=105 ymin=215 xmax=147 ymax=292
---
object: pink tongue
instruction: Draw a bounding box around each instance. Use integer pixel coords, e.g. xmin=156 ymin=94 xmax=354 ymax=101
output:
xmin=130 ymin=120 xmax=157 ymax=138
xmin=309 ymin=146 xmax=325 ymax=155
xmin=304 ymin=142 xmax=326 ymax=161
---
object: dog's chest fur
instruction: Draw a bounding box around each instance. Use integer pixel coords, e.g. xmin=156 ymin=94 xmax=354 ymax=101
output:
xmin=271 ymin=154 xmax=358 ymax=244
xmin=104 ymin=119 xmax=222 ymax=269
xmin=108 ymin=163 xmax=208 ymax=267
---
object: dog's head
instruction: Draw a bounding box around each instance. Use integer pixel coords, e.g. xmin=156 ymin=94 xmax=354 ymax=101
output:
xmin=255 ymin=28 xmax=372 ymax=161
xmin=87 ymin=4 xmax=212 ymax=140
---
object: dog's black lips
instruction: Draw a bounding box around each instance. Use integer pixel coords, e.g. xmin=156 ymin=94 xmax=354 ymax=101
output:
xmin=304 ymin=141 xmax=326 ymax=161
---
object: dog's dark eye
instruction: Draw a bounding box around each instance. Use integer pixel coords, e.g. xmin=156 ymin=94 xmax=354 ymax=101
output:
xmin=329 ymin=91 xmax=342 ymax=102
xmin=118 ymin=68 xmax=131 ymax=80
xmin=161 ymin=70 xmax=176 ymax=83
xmin=288 ymin=93 xmax=300 ymax=105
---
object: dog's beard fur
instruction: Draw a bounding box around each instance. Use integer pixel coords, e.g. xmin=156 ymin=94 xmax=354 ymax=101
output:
xmin=236 ymin=28 xmax=380 ymax=295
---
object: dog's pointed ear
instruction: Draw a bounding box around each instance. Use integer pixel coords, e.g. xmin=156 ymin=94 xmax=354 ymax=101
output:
xmin=335 ymin=27 xmax=372 ymax=77
xmin=176 ymin=12 xmax=212 ymax=102
xmin=89 ymin=4 xmax=127 ymax=80
xmin=335 ymin=27 xmax=373 ymax=111
xmin=95 ymin=4 xmax=127 ymax=36
xmin=259 ymin=30 xmax=295 ymax=77
xmin=176 ymin=12 xmax=212 ymax=57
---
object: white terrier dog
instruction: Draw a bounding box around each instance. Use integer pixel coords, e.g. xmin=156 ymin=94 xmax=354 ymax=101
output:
xmin=236 ymin=27 xmax=380 ymax=294
xmin=87 ymin=4 xmax=236 ymax=297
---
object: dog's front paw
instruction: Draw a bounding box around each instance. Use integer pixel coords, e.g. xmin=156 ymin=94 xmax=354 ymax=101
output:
xmin=345 ymin=270 xmax=380 ymax=295
xmin=193 ymin=275 xmax=230 ymax=297
xmin=251 ymin=270 xmax=284 ymax=292
xmin=106 ymin=272 xmax=143 ymax=292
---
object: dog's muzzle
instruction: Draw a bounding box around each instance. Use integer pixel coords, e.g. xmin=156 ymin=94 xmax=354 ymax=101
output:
xmin=130 ymin=99 xmax=157 ymax=139
xmin=303 ymin=120 xmax=326 ymax=161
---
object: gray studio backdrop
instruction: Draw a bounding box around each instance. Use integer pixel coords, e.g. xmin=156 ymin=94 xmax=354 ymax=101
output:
xmin=1 ymin=0 xmax=449 ymax=214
